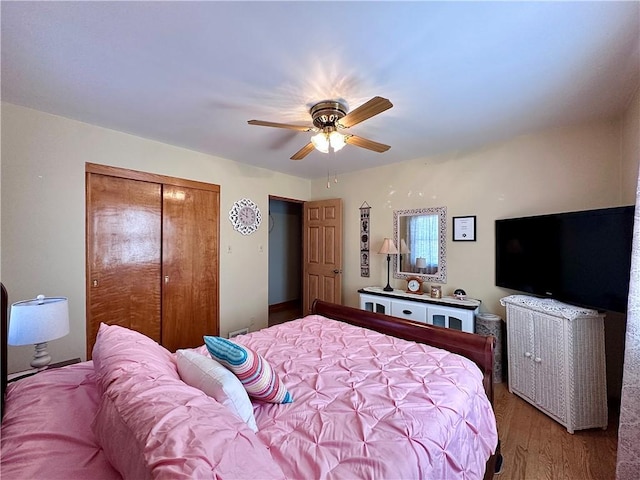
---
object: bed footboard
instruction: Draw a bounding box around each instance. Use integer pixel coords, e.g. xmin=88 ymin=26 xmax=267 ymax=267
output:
xmin=1 ymin=283 xmax=7 ymax=419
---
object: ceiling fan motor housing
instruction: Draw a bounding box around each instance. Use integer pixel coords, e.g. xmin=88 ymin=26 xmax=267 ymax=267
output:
xmin=310 ymin=101 xmax=348 ymax=129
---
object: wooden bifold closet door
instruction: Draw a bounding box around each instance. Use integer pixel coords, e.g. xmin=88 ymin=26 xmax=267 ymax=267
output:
xmin=86 ymin=164 xmax=219 ymax=357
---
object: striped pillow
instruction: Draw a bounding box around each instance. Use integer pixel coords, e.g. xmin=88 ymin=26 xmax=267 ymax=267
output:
xmin=204 ymin=336 xmax=293 ymax=404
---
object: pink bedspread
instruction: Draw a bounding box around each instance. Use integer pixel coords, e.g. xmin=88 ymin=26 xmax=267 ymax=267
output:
xmin=1 ymin=315 xmax=497 ymax=479
xmin=228 ymin=316 xmax=498 ymax=479
xmin=1 ymin=363 xmax=121 ymax=480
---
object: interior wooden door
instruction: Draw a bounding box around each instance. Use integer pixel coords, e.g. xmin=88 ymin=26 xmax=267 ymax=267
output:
xmin=86 ymin=172 xmax=162 ymax=357
xmin=162 ymin=184 xmax=219 ymax=351
xmin=303 ymin=198 xmax=343 ymax=314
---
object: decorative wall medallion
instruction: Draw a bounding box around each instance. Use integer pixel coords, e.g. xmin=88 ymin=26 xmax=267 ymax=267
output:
xmin=229 ymin=198 xmax=262 ymax=235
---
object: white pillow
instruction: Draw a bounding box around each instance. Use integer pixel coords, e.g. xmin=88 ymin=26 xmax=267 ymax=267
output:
xmin=176 ymin=349 xmax=258 ymax=432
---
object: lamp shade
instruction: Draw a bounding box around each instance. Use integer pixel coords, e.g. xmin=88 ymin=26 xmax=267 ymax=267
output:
xmin=311 ymin=132 xmax=330 ymax=153
xmin=378 ymin=238 xmax=398 ymax=255
xmin=400 ymin=239 xmax=410 ymax=254
xmin=416 ymin=257 xmax=427 ymax=269
xmin=329 ymin=131 xmax=346 ymax=152
xmin=8 ymin=295 xmax=70 ymax=346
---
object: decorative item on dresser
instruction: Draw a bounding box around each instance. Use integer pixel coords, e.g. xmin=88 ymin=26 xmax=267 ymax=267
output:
xmin=377 ymin=238 xmax=398 ymax=292
xmin=501 ymin=295 xmax=608 ymax=433
xmin=405 ymin=276 xmax=424 ymax=294
xmin=359 ymin=286 xmax=479 ymax=333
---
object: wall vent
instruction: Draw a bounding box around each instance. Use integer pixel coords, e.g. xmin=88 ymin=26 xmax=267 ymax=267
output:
xmin=228 ymin=327 xmax=249 ymax=339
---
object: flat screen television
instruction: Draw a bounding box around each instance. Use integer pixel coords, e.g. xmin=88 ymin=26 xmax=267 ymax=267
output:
xmin=495 ymin=205 xmax=635 ymax=313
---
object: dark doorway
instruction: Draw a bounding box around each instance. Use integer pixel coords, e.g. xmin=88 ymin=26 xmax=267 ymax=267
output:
xmin=268 ymin=197 xmax=303 ymax=326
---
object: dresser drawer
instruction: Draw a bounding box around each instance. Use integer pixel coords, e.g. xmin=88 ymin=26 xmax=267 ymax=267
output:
xmin=391 ymin=300 xmax=427 ymax=323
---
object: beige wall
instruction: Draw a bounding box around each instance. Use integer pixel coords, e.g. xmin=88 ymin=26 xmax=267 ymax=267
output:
xmin=3 ymin=100 xmax=638 ymax=375
xmin=312 ymin=118 xmax=637 ymax=318
xmin=1 ymin=103 xmax=310 ymax=373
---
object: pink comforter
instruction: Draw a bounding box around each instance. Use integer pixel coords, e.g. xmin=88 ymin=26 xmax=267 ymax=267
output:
xmin=0 ymin=363 xmax=120 ymax=479
xmin=202 ymin=315 xmax=498 ymax=479
xmin=1 ymin=315 xmax=497 ymax=479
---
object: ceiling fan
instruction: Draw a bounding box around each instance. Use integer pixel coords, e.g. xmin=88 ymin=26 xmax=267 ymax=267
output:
xmin=248 ymin=96 xmax=393 ymax=160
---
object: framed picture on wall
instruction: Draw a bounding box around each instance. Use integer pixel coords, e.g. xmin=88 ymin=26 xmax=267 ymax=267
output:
xmin=453 ymin=216 xmax=476 ymax=241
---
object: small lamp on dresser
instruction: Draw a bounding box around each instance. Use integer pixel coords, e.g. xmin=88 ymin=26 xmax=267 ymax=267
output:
xmin=8 ymin=295 xmax=70 ymax=370
xmin=378 ymin=238 xmax=398 ymax=292
xmin=399 ymin=238 xmax=410 ymax=271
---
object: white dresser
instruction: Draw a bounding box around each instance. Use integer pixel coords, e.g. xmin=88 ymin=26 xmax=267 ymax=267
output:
xmin=358 ymin=287 xmax=480 ymax=333
xmin=501 ymin=295 xmax=607 ymax=433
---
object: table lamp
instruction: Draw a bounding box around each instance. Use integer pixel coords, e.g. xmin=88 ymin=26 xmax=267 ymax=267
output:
xmin=416 ymin=257 xmax=427 ymax=273
xmin=399 ymin=239 xmax=410 ymax=270
xmin=8 ymin=295 xmax=70 ymax=369
xmin=378 ymin=238 xmax=398 ymax=292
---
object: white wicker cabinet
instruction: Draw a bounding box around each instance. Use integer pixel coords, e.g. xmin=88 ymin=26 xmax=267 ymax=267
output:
xmin=501 ymin=295 xmax=607 ymax=433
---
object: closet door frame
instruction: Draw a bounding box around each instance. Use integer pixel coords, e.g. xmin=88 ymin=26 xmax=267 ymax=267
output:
xmin=85 ymin=163 xmax=220 ymax=356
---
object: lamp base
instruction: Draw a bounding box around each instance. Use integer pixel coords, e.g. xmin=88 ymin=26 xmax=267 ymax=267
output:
xmin=30 ymin=342 xmax=52 ymax=369
xmin=383 ymin=253 xmax=394 ymax=292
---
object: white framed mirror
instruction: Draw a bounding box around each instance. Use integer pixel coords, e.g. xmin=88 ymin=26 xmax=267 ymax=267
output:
xmin=393 ymin=207 xmax=447 ymax=283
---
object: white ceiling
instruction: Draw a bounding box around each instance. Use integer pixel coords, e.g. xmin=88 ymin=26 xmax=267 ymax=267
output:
xmin=2 ymin=1 xmax=639 ymax=180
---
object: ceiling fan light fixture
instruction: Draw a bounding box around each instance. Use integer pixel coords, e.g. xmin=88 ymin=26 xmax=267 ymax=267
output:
xmin=248 ymin=96 xmax=392 ymax=160
xmin=329 ymin=130 xmax=346 ymax=152
xmin=311 ymin=132 xmax=330 ymax=153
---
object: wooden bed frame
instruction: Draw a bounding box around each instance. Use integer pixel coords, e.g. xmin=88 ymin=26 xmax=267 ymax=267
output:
xmin=0 ymin=289 xmax=498 ymax=478
xmin=1 ymin=283 xmax=7 ymax=419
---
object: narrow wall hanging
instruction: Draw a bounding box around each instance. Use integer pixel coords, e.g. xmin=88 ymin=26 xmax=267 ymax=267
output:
xmin=360 ymin=202 xmax=371 ymax=277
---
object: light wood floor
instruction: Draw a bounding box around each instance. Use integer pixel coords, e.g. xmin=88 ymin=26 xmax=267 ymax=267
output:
xmin=494 ymin=382 xmax=619 ymax=480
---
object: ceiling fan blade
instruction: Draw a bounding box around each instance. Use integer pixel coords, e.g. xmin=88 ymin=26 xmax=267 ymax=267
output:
xmin=338 ymin=96 xmax=393 ymax=128
xmin=290 ymin=142 xmax=315 ymax=160
xmin=248 ymin=120 xmax=312 ymax=132
xmin=345 ymin=134 xmax=391 ymax=153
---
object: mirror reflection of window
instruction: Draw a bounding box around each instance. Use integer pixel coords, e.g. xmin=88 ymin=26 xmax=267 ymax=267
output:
xmin=393 ymin=206 xmax=446 ymax=284
xmin=405 ymin=215 xmax=439 ymax=273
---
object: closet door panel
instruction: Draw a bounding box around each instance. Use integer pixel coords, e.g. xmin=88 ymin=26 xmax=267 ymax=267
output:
xmin=162 ymin=185 xmax=219 ymax=351
xmin=86 ymin=174 xmax=162 ymax=357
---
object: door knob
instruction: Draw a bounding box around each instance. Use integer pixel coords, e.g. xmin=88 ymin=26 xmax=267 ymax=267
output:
xmin=333 ymin=269 xmax=342 ymax=274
